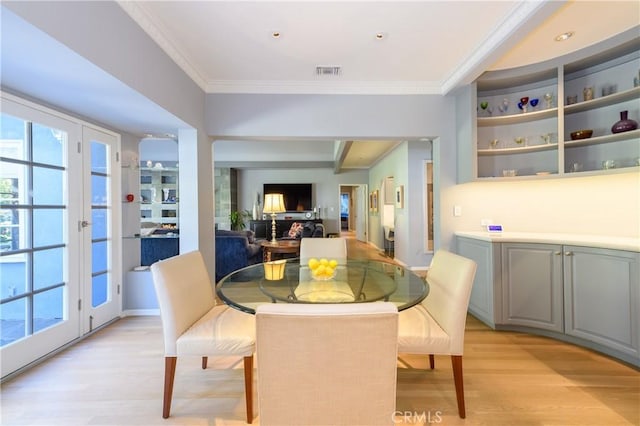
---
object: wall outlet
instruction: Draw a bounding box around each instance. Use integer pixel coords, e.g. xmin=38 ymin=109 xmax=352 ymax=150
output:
xmin=480 ymin=219 xmax=493 ymax=226
xmin=453 ymin=205 xmax=462 ymax=217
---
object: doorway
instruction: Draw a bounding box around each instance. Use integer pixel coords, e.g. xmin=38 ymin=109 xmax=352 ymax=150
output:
xmin=338 ymin=184 xmax=367 ymax=242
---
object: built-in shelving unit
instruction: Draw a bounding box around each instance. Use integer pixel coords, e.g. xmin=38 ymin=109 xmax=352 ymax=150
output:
xmin=475 ymin=32 xmax=640 ymax=179
xmin=139 ymin=166 xmax=179 ymax=228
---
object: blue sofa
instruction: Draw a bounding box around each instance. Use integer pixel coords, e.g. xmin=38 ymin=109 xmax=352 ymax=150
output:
xmin=215 ymin=229 xmax=263 ymax=282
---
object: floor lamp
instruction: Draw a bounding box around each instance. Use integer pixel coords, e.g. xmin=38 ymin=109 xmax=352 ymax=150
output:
xmin=263 ymin=193 xmax=286 ymax=243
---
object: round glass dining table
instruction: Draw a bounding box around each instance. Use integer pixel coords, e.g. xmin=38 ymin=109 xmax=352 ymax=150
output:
xmin=216 ymin=258 xmax=429 ymax=314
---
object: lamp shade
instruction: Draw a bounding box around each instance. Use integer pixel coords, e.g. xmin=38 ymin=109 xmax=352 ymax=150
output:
xmin=263 ymin=259 xmax=286 ymax=280
xmin=263 ymin=193 xmax=286 ymax=213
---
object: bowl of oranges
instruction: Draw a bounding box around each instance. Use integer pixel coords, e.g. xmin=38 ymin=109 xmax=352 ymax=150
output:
xmin=307 ymin=258 xmax=338 ymax=281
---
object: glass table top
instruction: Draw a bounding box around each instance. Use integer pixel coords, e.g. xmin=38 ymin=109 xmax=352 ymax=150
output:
xmin=216 ymin=258 xmax=429 ymax=314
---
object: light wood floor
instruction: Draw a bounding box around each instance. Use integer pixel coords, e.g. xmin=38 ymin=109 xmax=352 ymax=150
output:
xmin=2 ymin=237 xmax=639 ymax=425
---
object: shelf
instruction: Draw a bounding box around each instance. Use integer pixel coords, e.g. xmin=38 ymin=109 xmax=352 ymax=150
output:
xmin=478 ymin=143 xmax=558 ymax=156
xmin=564 ymin=87 xmax=640 ymax=115
xmin=140 ymin=166 xmax=178 ymax=172
xmin=477 ymin=107 xmax=557 ymax=127
xmin=564 ymin=129 xmax=640 ymax=148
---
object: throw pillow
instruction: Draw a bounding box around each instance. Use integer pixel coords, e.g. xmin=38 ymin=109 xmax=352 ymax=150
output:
xmin=288 ymin=222 xmax=303 ymax=238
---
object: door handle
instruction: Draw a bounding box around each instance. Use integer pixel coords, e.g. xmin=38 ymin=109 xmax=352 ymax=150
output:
xmin=79 ymin=220 xmax=91 ymax=231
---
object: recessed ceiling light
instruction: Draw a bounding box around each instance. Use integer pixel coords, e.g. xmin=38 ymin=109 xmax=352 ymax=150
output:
xmin=271 ymin=31 xmax=281 ymax=39
xmin=554 ymin=31 xmax=574 ymax=42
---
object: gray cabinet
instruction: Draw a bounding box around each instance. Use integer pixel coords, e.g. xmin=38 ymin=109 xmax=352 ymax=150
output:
xmin=456 ymin=236 xmax=502 ymax=328
xmin=456 ymin=235 xmax=640 ymax=367
xmin=563 ymin=246 xmax=640 ymax=361
xmin=501 ymin=243 xmax=564 ymax=332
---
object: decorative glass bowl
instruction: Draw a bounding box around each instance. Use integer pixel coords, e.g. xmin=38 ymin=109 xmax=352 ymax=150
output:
xmin=570 ymin=129 xmax=593 ymax=140
xmin=308 ymin=258 xmax=338 ymax=281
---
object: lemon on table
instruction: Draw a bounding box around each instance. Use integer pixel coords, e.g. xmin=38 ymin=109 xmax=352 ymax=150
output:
xmin=320 ymin=258 xmax=329 ymax=266
xmin=315 ymin=264 xmax=326 ymax=276
xmin=328 ymin=259 xmax=338 ymax=268
xmin=308 ymin=258 xmax=320 ymax=270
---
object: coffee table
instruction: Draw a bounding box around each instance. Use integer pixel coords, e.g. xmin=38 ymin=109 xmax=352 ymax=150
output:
xmin=261 ymin=239 xmax=300 ymax=262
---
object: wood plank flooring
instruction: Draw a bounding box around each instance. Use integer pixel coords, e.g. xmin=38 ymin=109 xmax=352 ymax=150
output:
xmin=1 ymin=236 xmax=639 ymax=425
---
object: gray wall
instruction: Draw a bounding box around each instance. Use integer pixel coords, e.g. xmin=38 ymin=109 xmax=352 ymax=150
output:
xmin=5 ymin=1 xmax=216 ymax=275
xmin=206 ymin=93 xmax=448 ymax=138
xmin=235 ymin=168 xmax=368 ymax=235
xmin=369 ymin=141 xmax=433 ymax=267
xmin=207 ymin=93 xmax=457 ymax=268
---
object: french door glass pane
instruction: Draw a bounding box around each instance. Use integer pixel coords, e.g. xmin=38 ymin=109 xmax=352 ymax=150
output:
xmin=0 ymin=208 xmax=25 ymax=252
xmin=33 ymin=288 xmax=63 ymax=333
xmin=0 ymin=164 xmax=27 ymax=205
xmin=91 ymin=208 xmax=107 ymax=240
xmin=33 ymin=167 xmax=63 ymax=205
xmin=91 ymin=240 xmax=107 ymax=273
xmin=33 ymin=248 xmax=64 ymax=290
xmin=32 ymin=123 xmax=64 ymax=167
xmin=0 ymin=254 xmax=28 ymax=296
xmin=33 ymin=209 xmax=63 ymax=248
xmin=0 ymin=114 xmax=27 ymax=161
xmin=0 ymin=298 xmax=26 ymax=345
xmin=91 ymin=175 xmax=107 ymax=206
xmin=91 ymin=142 xmax=107 ymax=173
xmin=92 ymin=274 xmax=107 ymax=307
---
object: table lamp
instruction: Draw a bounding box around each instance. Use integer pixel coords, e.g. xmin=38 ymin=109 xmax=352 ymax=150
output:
xmin=263 ymin=193 xmax=286 ymax=243
xmin=263 ymin=259 xmax=286 ymax=280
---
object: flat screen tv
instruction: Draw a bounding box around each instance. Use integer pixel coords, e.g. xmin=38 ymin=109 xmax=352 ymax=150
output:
xmin=263 ymin=183 xmax=312 ymax=211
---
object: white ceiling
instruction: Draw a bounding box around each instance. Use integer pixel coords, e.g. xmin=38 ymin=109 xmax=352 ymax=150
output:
xmin=2 ymin=1 xmax=639 ymax=170
xmin=121 ymin=0 xmax=639 ymax=169
xmin=121 ymin=1 xmax=639 ymax=96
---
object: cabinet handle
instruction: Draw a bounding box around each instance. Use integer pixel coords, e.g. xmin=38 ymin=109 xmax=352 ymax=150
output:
xmin=555 ymin=251 xmax=561 ymax=255
xmin=565 ymin=251 xmax=573 ymax=256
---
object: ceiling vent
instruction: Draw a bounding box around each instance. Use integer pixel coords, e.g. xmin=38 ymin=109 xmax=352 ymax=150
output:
xmin=316 ymin=66 xmax=341 ymax=76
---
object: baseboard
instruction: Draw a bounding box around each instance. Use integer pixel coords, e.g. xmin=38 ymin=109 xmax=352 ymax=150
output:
xmin=122 ymin=309 xmax=160 ymax=316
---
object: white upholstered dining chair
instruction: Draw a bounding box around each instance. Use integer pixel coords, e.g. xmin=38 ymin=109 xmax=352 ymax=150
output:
xmin=150 ymin=251 xmax=255 ymax=423
xmin=256 ymin=302 xmax=399 ymax=426
xmin=299 ymin=237 xmax=348 ymax=265
xmin=397 ymin=250 xmax=477 ymax=418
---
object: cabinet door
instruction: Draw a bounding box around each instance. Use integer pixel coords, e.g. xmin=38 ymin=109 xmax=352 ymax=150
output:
xmin=456 ymin=237 xmax=501 ymax=328
xmin=501 ymin=243 xmax=564 ymax=332
xmin=563 ymin=246 xmax=639 ymax=359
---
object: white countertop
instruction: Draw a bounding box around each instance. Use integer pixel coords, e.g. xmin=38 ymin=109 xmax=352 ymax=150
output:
xmin=455 ymin=231 xmax=640 ymax=252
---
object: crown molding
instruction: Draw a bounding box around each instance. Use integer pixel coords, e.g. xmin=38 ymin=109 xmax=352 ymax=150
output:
xmin=117 ymin=1 xmax=208 ymax=91
xmin=440 ymin=0 xmax=558 ymax=95
xmin=205 ymin=79 xmax=443 ymax=95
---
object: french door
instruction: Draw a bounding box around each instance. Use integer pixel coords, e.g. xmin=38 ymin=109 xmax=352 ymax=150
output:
xmin=0 ymin=94 xmax=121 ymax=378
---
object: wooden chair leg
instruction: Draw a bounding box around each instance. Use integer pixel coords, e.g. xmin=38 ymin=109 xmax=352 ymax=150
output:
xmin=244 ymin=355 xmax=254 ymax=424
xmin=451 ymin=355 xmax=466 ymax=418
xmin=429 ymin=354 xmax=435 ymax=369
xmin=163 ymin=357 xmax=177 ymax=419
xmin=202 ymin=356 xmax=208 ymax=369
